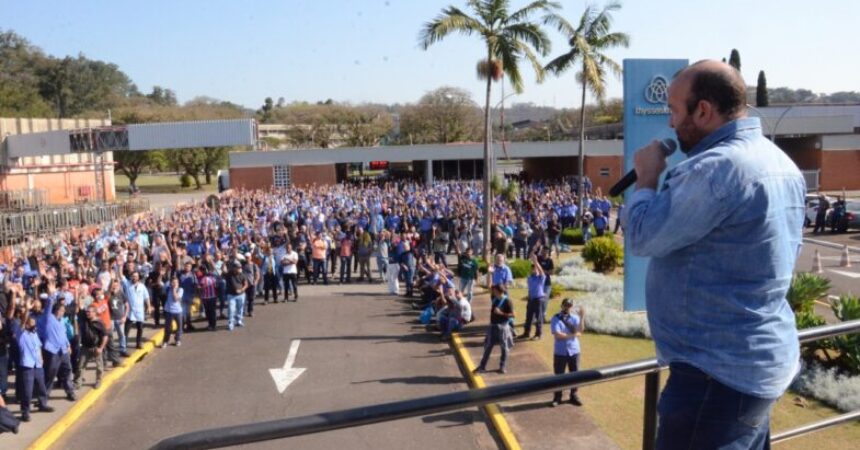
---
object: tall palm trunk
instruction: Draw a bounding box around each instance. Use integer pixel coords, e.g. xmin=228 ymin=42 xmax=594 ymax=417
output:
xmin=482 ymin=53 xmax=494 ymax=261
xmin=577 ymin=72 xmax=588 ymax=225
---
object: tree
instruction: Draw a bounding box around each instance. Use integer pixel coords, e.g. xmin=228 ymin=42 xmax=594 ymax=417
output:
xmin=146 ymin=86 xmax=178 ymax=106
xmin=398 ymin=86 xmax=483 ymax=144
xmin=544 ymin=1 xmax=629 ymax=222
xmin=113 ymin=150 xmax=164 ymax=190
xmin=756 ymin=70 xmax=769 ymax=107
xmin=201 ymin=147 xmax=229 ymax=185
xmin=259 ymin=97 xmax=274 ymax=123
xmin=0 ymin=30 xmax=53 ymax=116
xmin=166 ymin=148 xmax=207 ymax=189
xmin=420 ymin=0 xmax=557 ymax=258
xmin=728 ymin=48 xmax=741 ymax=71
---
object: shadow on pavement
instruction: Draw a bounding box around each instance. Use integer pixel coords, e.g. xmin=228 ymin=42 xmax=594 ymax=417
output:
xmin=422 ymin=410 xmax=483 ymax=428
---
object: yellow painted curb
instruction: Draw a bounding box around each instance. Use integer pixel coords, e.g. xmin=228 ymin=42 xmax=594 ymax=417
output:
xmin=27 ymin=328 xmax=166 ymax=450
xmin=450 ymin=333 xmax=522 ymax=450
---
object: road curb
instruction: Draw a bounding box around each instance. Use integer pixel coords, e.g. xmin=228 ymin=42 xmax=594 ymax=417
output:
xmin=450 ymin=333 xmax=522 ymax=450
xmin=27 ymin=328 xmax=166 ymax=450
xmin=804 ymin=237 xmax=860 ymax=253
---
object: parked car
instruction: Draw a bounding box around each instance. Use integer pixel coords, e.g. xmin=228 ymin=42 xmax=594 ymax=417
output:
xmin=834 ymin=200 xmax=860 ymax=232
xmin=805 ymin=194 xmax=835 ymax=228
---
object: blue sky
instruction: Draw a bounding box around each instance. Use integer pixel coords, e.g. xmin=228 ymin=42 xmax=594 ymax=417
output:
xmin=3 ymin=0 xmax=858 ymax=109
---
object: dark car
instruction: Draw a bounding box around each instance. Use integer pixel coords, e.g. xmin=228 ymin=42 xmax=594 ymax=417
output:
xmin=833 ymin=200 xmax=860 ymax=232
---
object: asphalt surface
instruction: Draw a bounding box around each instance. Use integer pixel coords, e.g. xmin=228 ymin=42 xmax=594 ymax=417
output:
xmin=53 ymin=283 xmax=497 ymax=450
xmin=798 ymin=232 xmax=860 ymax=322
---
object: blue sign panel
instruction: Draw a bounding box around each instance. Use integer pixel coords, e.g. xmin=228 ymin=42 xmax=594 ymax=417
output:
xmin=622 ymin=59 xmax=688 ymax=312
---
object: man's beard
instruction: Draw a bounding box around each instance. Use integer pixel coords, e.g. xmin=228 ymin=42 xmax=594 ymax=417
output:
xmin=676 ymin=115 xmax=709 ymax=154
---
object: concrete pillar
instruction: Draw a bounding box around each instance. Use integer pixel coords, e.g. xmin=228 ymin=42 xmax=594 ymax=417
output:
xmin=425 ymin=159 xmax=433 ymax=186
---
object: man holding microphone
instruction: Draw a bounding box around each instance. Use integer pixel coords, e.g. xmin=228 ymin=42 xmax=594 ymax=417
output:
xmin=623 ymin=60 xmax=805 ymax=449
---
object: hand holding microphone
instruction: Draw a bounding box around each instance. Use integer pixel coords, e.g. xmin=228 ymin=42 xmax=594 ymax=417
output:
xmin=608 ymin=139 xmax=677 ymax=197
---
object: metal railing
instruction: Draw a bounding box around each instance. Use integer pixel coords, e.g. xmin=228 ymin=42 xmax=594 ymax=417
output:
xmin=152 ymin=320 xmax=860 ymax=450
xmin=0 ymin=198 xmax=149 ymax=247
xmin=0 ymin=189 xmax=48 ymax=211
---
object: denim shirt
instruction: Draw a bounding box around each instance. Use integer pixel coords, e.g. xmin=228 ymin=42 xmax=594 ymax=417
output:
xmin=622 ymin=118 xmax=804 ymax=399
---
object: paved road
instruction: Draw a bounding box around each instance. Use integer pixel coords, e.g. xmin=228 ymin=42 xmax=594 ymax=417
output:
xmin=797 ymin=237 xmax=860 ymax=322
xmin=54 ymin=283 xmax=497 ymax=450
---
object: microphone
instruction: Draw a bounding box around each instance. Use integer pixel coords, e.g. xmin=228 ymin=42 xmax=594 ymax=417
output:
xmin=608 ymin=139 xmax=678 ymax=197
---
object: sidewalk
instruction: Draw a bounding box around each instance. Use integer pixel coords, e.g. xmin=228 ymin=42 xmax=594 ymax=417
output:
xmin=4 ymin=322 xmax=164 ymax=449
xmin=456 ymin=291 xmax=620 ymax=450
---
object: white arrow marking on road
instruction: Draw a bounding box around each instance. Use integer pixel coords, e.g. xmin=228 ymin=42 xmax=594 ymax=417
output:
xmin=828 ymin=269 xmax=860 ymax=279
xmin=269 ymin=339 xmax=306 ymax=394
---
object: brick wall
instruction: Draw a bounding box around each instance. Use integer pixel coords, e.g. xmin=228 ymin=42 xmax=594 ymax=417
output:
xmin=522 ymin=155 xmax=623 ymax=194
xmin=229 ymin=167 xmax=274 ymax=191
xmin=0 ymin=168 xmax=115 ymax=204
xmin=584 ymin=156 xmax=623 ymax=195
xmin=820 ymin=150 xmax=860 ymax=191
xmin=291 ymin=164 xmax=337 ymax=187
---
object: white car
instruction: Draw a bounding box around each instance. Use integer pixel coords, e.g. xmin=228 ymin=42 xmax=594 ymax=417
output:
xmin=805 ymin=194 xmax=835 ymax=227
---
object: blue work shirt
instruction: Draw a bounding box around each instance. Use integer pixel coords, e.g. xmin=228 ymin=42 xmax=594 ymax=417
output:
xmin=18 ymin=328 xmax=43 ymax=368
xmin=491 ymin=264 xmax=513 ymax=287
xmin=179 ymin=271 xmax=198 ymax=303
xmin=551 ymin=313 xmax=580 ymax=356
xmin=39 ymin=296 xmax=70 ymax=354
xmin=527 ymin=274 xmax=546 ymax=299
xmin=622 ymin=118 xmax=804 ymax=399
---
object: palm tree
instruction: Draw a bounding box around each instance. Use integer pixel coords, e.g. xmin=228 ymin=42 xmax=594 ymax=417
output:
xmin=544 ymin=1 xmax=629 ymax=222
xmin=420 ymin=0 xmax=558 ymax=259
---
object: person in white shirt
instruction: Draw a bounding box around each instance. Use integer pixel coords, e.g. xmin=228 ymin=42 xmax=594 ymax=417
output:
xmin=281 ymin=243 xmax=299 ymax=302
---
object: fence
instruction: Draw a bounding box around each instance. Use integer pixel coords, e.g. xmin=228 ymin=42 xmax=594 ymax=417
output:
xmin=152 ymin=320 xmax=860 ymax=450
xmin=0 ymin=198 xmax=150 ymax=249
xmin=0 ymin=189 xmax=48 ymax=211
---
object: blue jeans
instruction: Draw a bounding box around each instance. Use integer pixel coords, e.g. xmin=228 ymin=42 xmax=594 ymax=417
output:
xmin=163 ymin=311 xmax=183 ymax=344
xmin=656 ymin=363 xmax=774 ymax=450
xmin=113 ymin=319 xmax=127 ymax=353
xmin=227 ymin=294 xmax=245 ymax=329
xmin=459 ymin=278 xmax=474 ymax=303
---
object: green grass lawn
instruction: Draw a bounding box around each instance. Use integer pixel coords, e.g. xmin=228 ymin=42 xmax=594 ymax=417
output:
xmin=506 ymin=252 xmax=860 ymax=450
xmin=115 ymin=173 xmax=217 ymax=194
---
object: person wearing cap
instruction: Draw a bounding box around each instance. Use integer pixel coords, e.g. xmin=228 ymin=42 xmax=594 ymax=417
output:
xmin=550 ymin=298 xmax=585 ymax=407
xmin=226 ymin=261 xmax=248 ymax=330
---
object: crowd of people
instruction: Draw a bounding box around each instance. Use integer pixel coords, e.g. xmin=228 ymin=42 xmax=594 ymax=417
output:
xmin=0 ymin=178 xmax=612 ymax=431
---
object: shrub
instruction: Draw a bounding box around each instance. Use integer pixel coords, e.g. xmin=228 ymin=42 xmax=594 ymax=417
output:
xmin=476 ymin=257 xmax=489 ymax=274
xmin=179 ymin=174 xmax=193 ymax=188
xmin=793 ymin=361 xmax=860 ymax=412
xmin=787 ymin=273 xmax=831 ymax=314
xmin=560 ymin=228 xmax=583 ymax=245
xmin=832 ymin=294 xmax=860 ymax=374
xmin=549 ymin=283 xmax=563 ymax=299
xmin=508 ymin=258 xmax=532 ymax=279
xmin=582 ymin=237 xmax=623 ymax=273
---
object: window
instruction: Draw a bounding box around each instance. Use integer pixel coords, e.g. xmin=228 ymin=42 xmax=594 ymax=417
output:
xmin=274 ymin=165 xmax=291 ymax=188
xmin=599 ymin=168 xmax=610 ymax=177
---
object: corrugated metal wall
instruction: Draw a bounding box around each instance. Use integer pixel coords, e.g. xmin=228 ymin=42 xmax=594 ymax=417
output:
xmin=127 ymin=119 xmax=255 ymax=151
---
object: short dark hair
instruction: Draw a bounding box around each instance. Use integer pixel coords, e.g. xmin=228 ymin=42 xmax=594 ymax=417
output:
xmin=682 ymin=66 xmax=746 ymax=119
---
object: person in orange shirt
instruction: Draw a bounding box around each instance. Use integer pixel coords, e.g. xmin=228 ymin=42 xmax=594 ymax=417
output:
xmin=92 ymin=290 xmax=122 ymax=367
xmin=311 ymin=233 xmax=328 ymax=285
